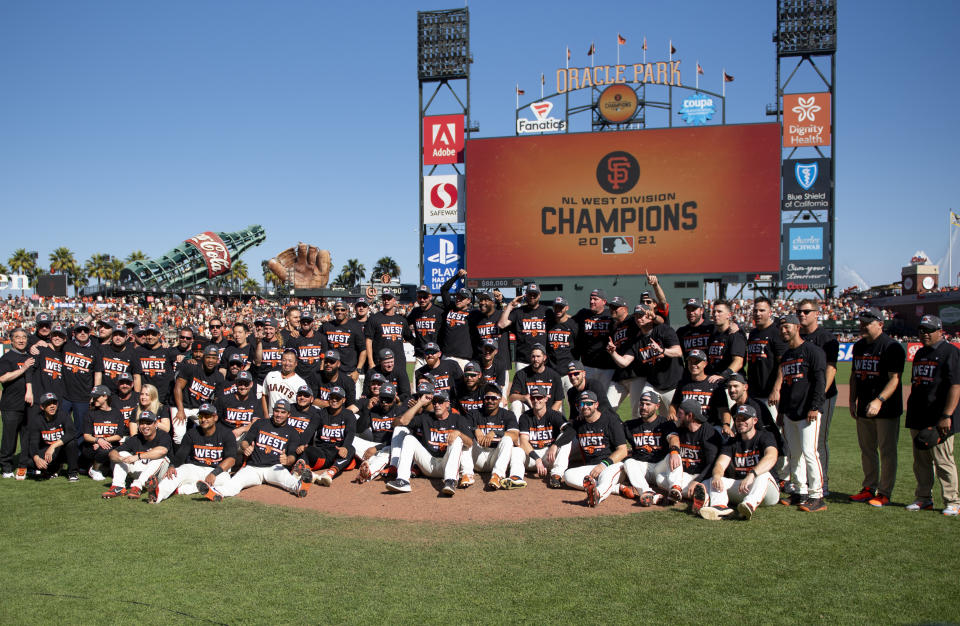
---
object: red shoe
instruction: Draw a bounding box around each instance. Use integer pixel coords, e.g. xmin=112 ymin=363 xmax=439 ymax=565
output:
xmin=620 ymin=485 xmax=637 ymax=500
xmin=583 ymin=476 xmax=598 ymax=507
xmin=101 ymin=486 xmax=126 ymax=499
xmin=144 ymin=475 xmax=160 ymax=504
xmin=868 ymin=494 xmax=890 ymax=508
xmin=126 ymin=486 xmax=142 ymax=499
xmin=849 ymin=487 xmax=876 ymax=503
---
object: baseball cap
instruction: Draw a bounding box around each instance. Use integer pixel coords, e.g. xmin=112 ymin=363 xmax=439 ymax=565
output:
xmin=423 ymin=342 xmax=441 ymax=354
xmin=197 ymin=403 xmax=216 ymax=416
xmin=254 ymin=317 xmax=265 ymax=326
xmin=282 ymin=347 xmax=299 ymax=358
xmin=111 ymin=323 xmax=127 ymax=335
xmin=463 ymin=361 xmax=481 ymax=374
xmin=432 ymin=389 xmax=450 ymax=402
xmin=679 ymin=399 xmax=707 ymax=423
xmin=640 ymin=291 xmax=653 ymax=300
xmin=525 ymin=283 xmax=540 ymax=295
xmin=191 ymin=340 xmax=205 ymax=353
xmin=381 ymin=289 xmax=395 ymax=299
xmin=117 ymin=371 xmax=134 ymax=384
xmin=579 ymin=390 xmax=599 ymax=403
xmin=39 ymin=392 xmax=58 ymax=406
xmin=639 ymin=389 xmax=661 ymax=405
xmin=416 ymin=381 xmax=435 ymax=395
xmin=589 ymin=288 xmax=607 ymax=301
xmin=327 ymin=386 xmax=346 ymax=399
xmin=378 ymin=348 xmax=394 ymax=360
xmin=634 ymin=302 xmax=652 ymax=314
xmin=475 ymin=290 xmax=493 ymax=301
xmin=684 ymin=298 xmax=703 ymax=309
xmin=609 ymin=296 xmax=628 ymax=309
xmin=858 ymin=307 xmax=883 ymax=323
xmin=726 ymin=372 xmax=747 ymax=384
xmin=919 ymin=315 xmax=942 ymax=331
xmin=553 ymin=296 xmax=567 ymax=306
xmin=50 ymin=324 xmax=67 ymax=337
xmin=264 ymin=317 xmax=278 ymax=328
xmin=227 ymin=353 xmax=244 ymax=365
xmin=74 ymin=319 xmax=91 ymax=331
xmin=483 ymin=382 xmax=503 ymax=396
xmin=416 ymin=284 xmax=431 ymax=294
xmin=273 ymin=399 xmax=291 ymax=412
xmin=203 ymin=344 xmax=220 ymax=356
xmin=735 ymin=405 xmax=758 ymax=420
xmin=236 ymin=371 xmax=253 ymax=383
xmin=90 ymin=385 xmax=110 ymax=398
xmin=528 ymin=386 xmax=547 ymax=398
xmin=481 ymin=338 xmax=498 ymax=351
xmin=455 ymin=288 xmax=471 ymax=300
xmin=324 ymin=349 xmax=341 ymax=362
xmin=686 ymin=349 xmax=707 ymax=363
xmin=781 ymin=313 xmax=801 ymax=325
xmin=379 ymin=382 xmax=397 ymax=399
xmin=125 ymin=319 xmax=138 ymax=328
xmin=567 ymin=360 xmax=585 ymax=372
xmin=913 ymin=427 xmax=943 ymax=450
xmin=354 ymin=298 xmax=368 ymax=307
xmin=300 ymin=311 xmax=315 ymax=322
xmin=36 ymin=312 xmax=52 ymax=324
xmin=137 ymin=410 xmax=158 ymax=423
xmin=333 ymin=299 xmax=347 ymax=309
xmin=367 ymin=371 xmax=387 ymax=385
xmin=296 ymin=384 xmax=314 ymax=396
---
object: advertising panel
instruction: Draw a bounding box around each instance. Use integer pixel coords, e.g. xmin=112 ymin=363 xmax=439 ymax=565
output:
xmin=782 ymin=158 xmax=831 ymax=211
xmin=184 ymin=232 xmax=232 ymax=279
xmin=423 ymin=234 xmax=464 ymax=293
xmin=465 ymin=124 xmax=781 ymax=278
xmin=423 ymin=174 xmax=464 ymax=223
xmin=781 ymin=223 xmax=831 ymax=289
xmin=783 ymin=92 xmax=831 ymax=147
xmin=423 ymin=115 xmax=464 ymax=164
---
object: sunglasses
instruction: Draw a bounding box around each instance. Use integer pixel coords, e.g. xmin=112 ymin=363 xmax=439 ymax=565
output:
xmin=579 ymin=400 xmax=596 ymax=407
xmin=797 ymin=310 xmax=816 ymax=315
xmin=179 ymin=336 xmax=193 ymax=340
xmin=464 ymin=372 xmax=479 ymax=377
xmin=431 ymin=398 xmax=448 ymax=404
xmin=483 ymin=395 xmax=501 ymax=401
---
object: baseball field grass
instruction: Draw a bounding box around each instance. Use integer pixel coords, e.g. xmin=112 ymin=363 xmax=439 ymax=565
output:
xmin=2 ymin=390 xmax=958 ymax=624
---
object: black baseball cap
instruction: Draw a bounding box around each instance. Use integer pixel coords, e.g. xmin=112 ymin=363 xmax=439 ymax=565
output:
xmin=423 ymin=342 xmax=441 ymax=354
xmin=324 ymin=349 xmax=341 ymax=362
xmin=90 ymin=385 xmax=110 ymax=398
xmin=567 ymin=360 xmax=585 ymax=372
xmin=381 ymin=289 xmax=395 ymax=299
xmin=50 ymin=324 xmax=67 ymax=337
xmin=111 ymin=323 xmax=127 ymax=335
xmin=273 ymin=399 xmax=291 ymax=412
xmin=590 ymin=288 xmax=607 ymax=301
xmin=416 ymin=381 xmax=435 ymax=395
xmin=327 ymin=386 xmax=346 ymax=399
xmin=296 ymin=385 xmax=314 ymax=396
xmin=781 ymin=313 xmax=801 ymax=325
xmin=475 ymin=290 xmax=493 ymax=301
xmin=264 ymin=317 xmax=278 ymax=327
xmin=528 ymin=386 xmax=547 ymax=398
xmin=354 ymin=298 xmax=368 ymax=307
xmin=36 ymin=312 xmax=52 ymax=324
xmin=684 ymin=298 xmax=702 ymax=310
xmin=455 ymin=288 xmax=471 ymax=300
xmin=236 ymin=371 xmax=253 ymax=383
xmin=679 ymin=399 xmax=707 ymax=423
xmin=463 ymin=361 xmax=481 ymax=374
xmin=913 ymin=427 xmax=943 ymax=450
xmin=379 ymin=382 xmax=397 ymax=399
xmin=687 ymin=349 xmax=707 ymax=363
xmin=481 ymin=338 xmax=498 ymax=351
xmin=726 ymin=372 xmax=747 ymax=384
xmin=525 ymin=283 xmax=540 ymax=295
xmin=634 ymin=302 xmax=652 ymax=314
xmin=117 ymin=371 xmax=134 ymax=384
xmin=138 ymin=410 xmax=158 ymax=423
xmin=579 ymin=390 xmax=598 ymax=403
xmin=73 ymin=320 xmax=91 ymax=331
xmin=39 ymin=392 xmax=58 ymax=406
xmin=300 ymin=311 xmax=315 ymax=322
xmin=197 ymin=403 xmax=216 ymax=416
xmin=432 ymin=389 xmax=450 ymax=402
xmin=203 ymin=344 xmax=220 ymax=356
xmin=553 ymin=296 xmax=567 ymax=306
xmin=416 ymin=284 xmax=431 ymax=294
xmin=639 ymin=389 xmax=661 ymax=405
xmin=367 ymin=371 xmax=386 ymax=385
xmin=919 ymin=315 xmax=942 ymax=331
xmin=227 ymin=354 xmax=244 ymax=365
xmin=378 ymin=348 xmax=394 ymax=360
xmin=859 ymin=307 xmax=883 ymax=323
xmin=735 ymin=405 xmax=758 ymax=420
xmin=609 ymin=296 xmax=628 ymax=309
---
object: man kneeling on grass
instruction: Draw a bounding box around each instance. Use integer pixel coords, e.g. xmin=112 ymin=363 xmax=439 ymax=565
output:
xmin=145 ymin=402 xmax=236 ymax=504
xmin=386 ymin=390 xmax=473 ymax=496
xmin=199 ymin=399 xmax=312 ymax=501
xmin=101 ymin=410 xmax=171 ymax=500
xmin=697 ymin=405 xmax=780 ymax=521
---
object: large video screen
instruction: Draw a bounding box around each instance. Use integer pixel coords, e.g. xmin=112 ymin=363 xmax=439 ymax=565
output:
xmin=465 ymin=123 xmax=781 ymax=277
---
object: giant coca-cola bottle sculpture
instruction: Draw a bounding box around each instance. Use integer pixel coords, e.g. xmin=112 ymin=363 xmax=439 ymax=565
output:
xmin=119 ymin=225 xmax=265 ymax=291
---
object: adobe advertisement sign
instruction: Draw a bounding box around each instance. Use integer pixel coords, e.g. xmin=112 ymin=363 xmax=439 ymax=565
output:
xmin=782 ymin=158 xmax=831 ymax=211
xmin=185 ymin=232 xmax=232 ymax=279
xmin=423 ymin=234 xmax=464 ymax=293
xmin=781 ymin=223 xmax=831 ymax=289
xmin=465 ymin=124 xmax=780 ymax=278
xmin=783 ymin=93 xmax=831 ymax=147
xmin=423 ymin=115 xmax=464 ymax=164
xmin=423 ymin=174 xmax=464 ymax=223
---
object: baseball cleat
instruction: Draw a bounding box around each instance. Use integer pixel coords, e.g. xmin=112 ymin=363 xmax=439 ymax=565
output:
xmin=15 ymin=467 xmax=26 ymax=481
xmin=357 ymin=461 xmax=373 ymax=483
xmin=849 ymin=487 xmax=876 ymax=502
xmin=441 ymin=479 xmax=457 ymax=496
xmin=386 ymin=478 xmax=411 ymax=493
xmin=620 ymin=485 xmax=637 ymax=500
xmin=668 ymin=485 xmax=683 ymax=502
xmin=297 ymin=466 xmax=314 ymax=496
xmin=195 ymin=481 xmax=222 ymax=502
xmin=384 ymin=465 xmax=398 ymax=480
xmin=126 ymin=486 xmax=142 ymax=499
xmin=905 ymin=500 xmax=933 ymax=511
xmin=583 ymin=476 xmax=598 ymax=507
xmin=547 ymin=474 xmax=564 ymax=489
xmin=943 ymin=504 xmax=959 ymax=516
xmin=798 ymin=498 xmax=827 ymax=513
xmin=502 ymin=475 xmax=526 ymax=490
xmin=101 ymin=485 xmax=126 ymax=499
xmin=487 ymin=473 xmax=503 ymax=491
xmin=88 ymin=467 xmax=106 ymax=482
xmin=699 ymin=505 xmax=734 ymax=521
xmin=316 ymin=469 xmax=336 ymax=487
xmin=638 ymin=491 xmax=657 ymax=507
xmin=292 ymin=459 xmax=309 ymax=475
xmin=144 ymin=475 xmax=160 ymax=504
xmin=458 ymin=473 xmax=475 ymax=489
xmin=781 ymin=492 xmax=804 ymax=507
xmin=691 ymin=483 xmax=708 ymax=514
xmin=738 ymin=501 xmax=755 ymax=520
xmin=867 ymin=494 xmax=890 ymax=508
xmin=68 ymin=473 xmax=79 ymax=483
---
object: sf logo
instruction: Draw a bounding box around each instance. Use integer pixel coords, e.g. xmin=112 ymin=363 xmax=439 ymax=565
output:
xmin=596 ymin=151 xmax=639 ymax=194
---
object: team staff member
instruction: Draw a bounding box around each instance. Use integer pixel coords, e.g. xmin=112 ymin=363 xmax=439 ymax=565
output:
xmin=147 ymin=402 xmax=238 ymax=504
xmin=438 ymin=272 xmax=475 ymax=367
xmin=407 ymin=285 xmax=443 ymax=369
xmin=746 ymin=297 xmax=787 ymax=420
xmin=674 ymin=400 xmax=721 ymax=507
xmin=698 ymin=405 xmax=781 ymax=520
xmin=848 ymin=308 xmax=905 ymax=507
xmin=0 ymin=329 xmax=35 ymax=478
xmin=498 ymin=283 xmax=555 ymax=371
xmin=99 ymin=410 xmax=171 ymax=499
xmin=82 ymin=385 xmax=124 ymax=481
xmin=904 ymin=315 xmax=960 ymax=516
xmin=777 ymin=313 xmax=827 ymax=513
xmin=24 ymin=393 xmax=78 ymax=481
xmin=796 ymin=298 xmax=840 ymax=494
xmin=323 ymin=300 xmax=366 ymax=382
xmin=365 ymin=289 xmax=413 ymax=372
xmin=546 ymin=297 xmax=578 ymax=392
xmin=27 ymin=312 xmax=54 ymax=350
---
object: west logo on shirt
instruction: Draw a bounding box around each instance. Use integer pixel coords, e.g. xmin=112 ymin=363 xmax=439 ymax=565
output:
xmin=41 ymin=427 xmax=65 ymax=443
xmin=579 ymin=433 xmax=605 ymax=454
xmin=381 ymin=323 xmax=404 ymax=340
xmin=371 ymin=415 xmax=394 ymax=433
xmin=548 ymin=329 xmax=572 ymax=350
xmin=192 ymin=445 xmax=225 ymax=465
xmin=288 ymin=415 xmax=311 ymax=433
xmin=524 ymin=381 xmax=554 ymax=397
xmin=319 ymin=424 xmax=345 ymax=442
xmin=64 ymin=352 xmax=93 ymax=373
xmin=427 ymin=427 xmax=452 ymax=450
xmin=325 ymin=332 xmax=352 ymax=347
xmin=526 ymin=425 xmax=554 ymax=447
xmin=224 ymin=408 xmax=255 ymax=427
xmin=707 ymin=341 xmax=727 ymax=365
xmin=262 ymin=348 xmax=283 ymax=368
xmin=189 ymin=378 xmax=217 ymax=401
xmin=445 ymin=311 xmax=468 ymax=328
xmin=521 ymin=318 xmax=546 ymax=337
xmin=746 ymin=340 xmax=769 ymax=363
xmin=256 ymin=432 xmax=288 ymax=454
xmin=140 ymin=357 xmax=167 ymax=374
xmin=631 ymin=432 xmax=662 ymax=452
xmin=679 ymin=389 xmax=714 ymax=406
xmin=460 ymin=398 xmax=483 ymax=412
xmin=475 ymin=322 xmax=499 ymax=340
xmin=852 ymin=355 xmax=881 ymax=379
xmin=682 ymin=333 xmax=710 ymax=353
xmin=912 ymin=359 xmax=938 ymax=384
xmin=581 ymin=318 xmax=611 ymax=337
xmin=92 ymin=421 xmax=120 ymax=436
xmin=734 ymin=450 xmax=761 ymax=472
xmin=679 ymin=443 xmax=702 ymax=467
xmin=298 ymin=346 xmax=325 ymax=363
xmin=414 ymin=317 xmax=438 ymax=336
xmin=101 ymin=357 xmax=131 ymax=376
xmin=43 ymin=357 xmax=63 ymax=379
xmin=780 ymin=358 xmax=806 ymax=384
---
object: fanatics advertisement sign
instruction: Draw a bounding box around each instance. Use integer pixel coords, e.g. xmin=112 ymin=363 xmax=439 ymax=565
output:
xmin=464 ymin=123 xmax=781 ymax=278
xmin=782 ymin=93 xmax=831 ymax=147
xmin=782 ymin=158 xmax=831 ymax=211
xmin=423 ymin=174 xmax=464 ymax=223
xmin=423 ymin=115 xmax=464 ymax=164
xmin=781 ymin=224 xmax=831 ymax=289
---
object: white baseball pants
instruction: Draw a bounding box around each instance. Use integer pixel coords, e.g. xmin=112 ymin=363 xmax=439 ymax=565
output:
xmin=396 ymin=435 xmax=463 ymax=482
xmin=154 ymin=463 xmax=231 ymax=502
xmin=524 ymin=442 xmax=572 ymax=480
xmin=111 ymin=457 xmax=167 ymax=489
xmin=172 ymin=408 xmax=200 ymax=445
xmin=461 ymin=437 xmax=514 ymax=477
xmin=622 ymin=456 xmax=681 ymax=493
xmin=563 ymin=462 xmax=624 ymax=504
xmin=783 ymin=415 xmax=824 ymax=498
xmin=707 ymin=472 xmax=780 ymax=508
xmin=216 ymin=463 xmax=301 ymax=498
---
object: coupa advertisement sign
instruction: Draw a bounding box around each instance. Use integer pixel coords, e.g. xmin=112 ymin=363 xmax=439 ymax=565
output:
xmin=423 ymin=234 xmax=464 ymax=294
xmin=781 ymin=224 xmax=830 ymax=289
xmin=464 ymin=123 xmax=780 ymax=277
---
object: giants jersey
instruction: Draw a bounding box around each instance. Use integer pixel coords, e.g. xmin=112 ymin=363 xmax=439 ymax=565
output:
xmin=174 ymin=423 xmax=238 ymax=467
xmin=623 ymin=415 xmax=678 ymax=463
xmin=518 ymin=409 xmax=566 ymax=450
xmin=262 ymin=370 xmax=308 ymax=413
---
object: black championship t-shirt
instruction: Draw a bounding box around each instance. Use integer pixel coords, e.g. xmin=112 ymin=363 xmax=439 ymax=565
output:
xmin=906 ymin=339 xmax=960 ymax=431
xmin=365 ymin=313 xmax=411 ymax=367
xmin=778 ymin=341 xmax=826 ymax=420
xmin=705 ymin=327 xmax=746 ymax=376
xmin=746 ymin=323 xmax=787 ymax=397
xmin=510 ymin=366 xmax=564 ymax=405
xmin=471 ymin=309 xmax=511 ymax=371
xmin=61 ymin=340 xmax=100 ymax=402
xmin=174 ymin=423 xmax=238 ymax=467
xmin=407 ymin=304 xmax=443 ymax=358
xmin=547 ymin=318 xmax=578 ymax=372
xmin=27 ymin=411 xmax=75 ymax=456
xmin=137 ymin=344 xmax=176 ymax=403
xmin=257 ymin=339 xmax=283 ymax=384
xmin=30 ymin=345 xmax=66 ymax=399
xmin=722 ymin=429 xmax=778 ymax=479
xmin=573 ymin=308 xmax=614 ymax=369
xmin=571 ymin=410 xmax=627 ymax=465
xmin=97 ymin=344 xmax=142 ymax=393
xmin=566 ymin=376 xmax=613 ymax=421
xmin=438 ymin=306 xmax=474 ymax=359
xmin=627 ymin=324 xmax=683 ymax=390
xmin=415 ymin=359 xmax=464 ymax=400
xmin=623 ymin=414 xmax=678 ymax=463
xmin=322 ymin=319 xmax=365 ymax=374
xmin=851 ymin=333 xmax=905 ymax=420
xmin=357 ymin=402 xmax=403 ymax=446
xmin=677 ymin=321 xmax=714 ymax=359
xmin=800 ymin=326 xmax=840 ymax=399
xmin=678 ymin=424 xmax=722 ymax=481
xmin=671 ymin=377 xmax=725 ymax=425
xmin=118 ymin=430 xmax=173 ymax=455
xmin=216 ymin=392 xmax=264 ymax=430
xmin=408 ymin=411 xmax=473 ymax=458
xmin=507 ymin=304 xmax=555 ymax=363
xmin=287 ymin=403 xmax=322 ymax=444
xmin=518 ymin=409 xmax=566 ymax=450
xmin=313 ymin=408 xmax=357 ymax=449
xmin=84 ymin=408 xmax=125 ymax=439
xmin=246 ymin=419 xmax=302 ymax=467
xmin=469 ymin=407 xmax=519 ymax=448
xmin=176 ymin=362 xmax=225 ymax=409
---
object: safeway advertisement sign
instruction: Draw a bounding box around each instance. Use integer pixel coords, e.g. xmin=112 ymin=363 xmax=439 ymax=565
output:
xmin=423 ymin=174 xmax=464 ymax=224
xmin=423 ymin=115 xmax=464 ymax=164
xmin=783 ymin=92 xmax=831 ymax=147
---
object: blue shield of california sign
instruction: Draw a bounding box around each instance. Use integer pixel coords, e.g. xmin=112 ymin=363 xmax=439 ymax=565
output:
xmin=794 ymin=161 xmax=818 ymax=190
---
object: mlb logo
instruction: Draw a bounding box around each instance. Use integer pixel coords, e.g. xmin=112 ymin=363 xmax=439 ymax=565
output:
xmin=601 ymin=236 xmax=634 ymax=254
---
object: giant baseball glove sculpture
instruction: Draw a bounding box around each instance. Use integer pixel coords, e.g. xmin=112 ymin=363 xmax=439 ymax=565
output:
xmin=267 ymin=243 xmax=332 ymax=289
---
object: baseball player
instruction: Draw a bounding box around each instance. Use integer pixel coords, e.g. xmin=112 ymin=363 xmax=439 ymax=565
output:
xmin=698 ymin=405 xmax=781 ymax=520
xmin=461 ymin=382 xmax=526 ymax=490
xmin=415 ymin=342 xmax=464 ymax=402
xmin=100 ymin=410 xmax=171 ymax=499
xmin=621 ymin=390 xmax=683 ymax=506
xmin=517 ymin=386 xmax=569 ymax=488
xmin=81 ymin=385 xmax=123 ymax=481
xmin=547 ymin=390 xmax=628 ymax=507
xmin=145 ymin=402 xmax=237 ymax=503
xmin=355 ymin=382 xmax=406 ymax=483
xmin=507 ymin=344 xmax=564 ymax=417
xmin=386 ymin=390 xmax=473 ymax=496
xmin=172 ymin=344 xmax=225 ymax=444
xmin=454 ymin=362 xmax=485 ymax=414
xmin=205 ymin=399 xmax=311 ymax=500
xmin=215 ymin=370 xmax=262 ymax=442
xmin=298 ymin=386 xmax=357 ymax=486
xmin=261 ymin=348 xmax=308 ymax=416
xmin=674 ymin=399 xmax=722 ymax=508
xmin=670 ymin=350 xmax=726 ymax=425
xmin=24 ymin=392 xmax=78 ymax=480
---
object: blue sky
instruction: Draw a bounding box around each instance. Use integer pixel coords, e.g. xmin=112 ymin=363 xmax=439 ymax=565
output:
xmin=1 ymin=1 xmax=957 ymax=290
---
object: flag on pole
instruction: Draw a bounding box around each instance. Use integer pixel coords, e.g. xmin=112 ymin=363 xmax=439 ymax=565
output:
xmin=642 ymin=37 xmax=647 ymax=50
xmin=587 ymin=43 xmax=595 ymax=56
xmin=516 ymin=84 xmax=523 ymax=110
xmin=697 ymin=62 xmax=704 ymax=75
xmin=516 ymin=85 xmax=525 ymax=95
xmin=951 ymin=210 xmax=960 ymax=227
xmin=723 ymin=71 xmax=734 ymax=82
xmin=566 ymin=46 xmax=570 ymax=70
xmin=670 ymin=41 xmax=677 ymax=55
xmin=617 ymin=33 xmax=626 ymax=45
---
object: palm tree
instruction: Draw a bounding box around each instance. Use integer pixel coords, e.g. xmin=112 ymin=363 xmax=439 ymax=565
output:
xmin=0 ymin=262 xmax=8 ymax=275
xmin=85 ymin=253 xmax=111 ymax=291
xmin=126 ymin=250 xmax=147 ymax=262
xmin=8 ymin=249 xmax=35 ymax=275
xmin=107 ymin=257 xmax=125 ymax=283
xmin=242 ymin=278 xmax=261 ymax=293
xmin=228 ymin=259 xmax=249 ymax=282
xmin=338 ymin=259 xmax=366 ymax=289
xmin=372 ymin=257 xmax=401 ymax=282
xmin=261 ymin=260 xmax=283 ymax=289
xmin=49 ymin=247 xmax=77 ymax=275
xmin=68 ymin=263 xmax=88 ymax=296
